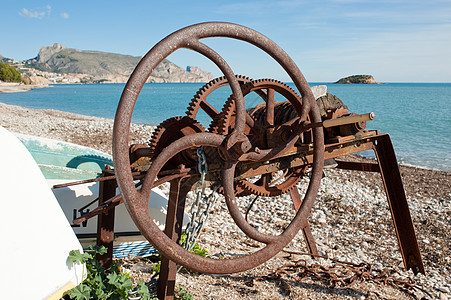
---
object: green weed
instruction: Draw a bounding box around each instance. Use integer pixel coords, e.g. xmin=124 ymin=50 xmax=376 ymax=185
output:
xmin=65 ymin=245 xmax=151 ymax=300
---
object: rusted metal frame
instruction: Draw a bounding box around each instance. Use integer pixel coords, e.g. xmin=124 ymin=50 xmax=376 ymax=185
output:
xmin=304 ymin=112 xmax=375 ymax=130
xmin=86 ymin=139 xmax=377 ymax=248
xmin=73 ymin=194 xmax=122 ymax=225
xmin=289 ymin=188 xmax=319 ymax=257
xmin=128 ymin=137 xmax=379 ymax=190
xmin=335 ymin=160 xmax=380 ymax=172
xmin=373 ymin=134 xmax=424 ymax=274
xmin=235 ymin=136 xmax=375 ymax=181
xmin=157 ymin=176 xmax=191 ymax=300
xmin=52 ymin=171 xmax=143 ymax=189
xmin=72 ymin=169 xmax=195 ymax=225
xmin=96 ymin=166 xmax=117 ymax=268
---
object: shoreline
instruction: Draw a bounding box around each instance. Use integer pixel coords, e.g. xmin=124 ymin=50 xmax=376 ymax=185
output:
xmin=0 ymin=100 xmax=448 ymax=173
xmin=1 ymin=101 xmax=450 ymax=299
xmin=0 ymin=101 xmax=155 ymax=155
xmin=0 ymin=82 xmax=50 ymax=93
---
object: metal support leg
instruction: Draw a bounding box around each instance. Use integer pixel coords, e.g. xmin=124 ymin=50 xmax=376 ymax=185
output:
xmin=290 ymin=188 xmax=319 ymax=256
xmin=96 ymin=166 xmax=117 ymax=268
xmin=374 ymin=134 xmax=424 ymax=274
xmin=157 ymin=177 xmax=188 ymax=300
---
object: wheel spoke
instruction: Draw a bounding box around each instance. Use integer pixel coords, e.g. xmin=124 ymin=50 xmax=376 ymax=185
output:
xmin=266 ymin=88 xmax=275 ymax=126
xmin=199 ymin=100 xmax=220 ymax=119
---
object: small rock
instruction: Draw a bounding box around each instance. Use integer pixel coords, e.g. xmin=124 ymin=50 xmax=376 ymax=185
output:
xmin=356 ymin=249 xmax=366 ymax=258
xmin=311 ymin=85 xmax=327 ymax=99
xmin=318 ymin=217 xmax=327 ymax=224
xmin=412 ymin=290 xmax=424 ymax=299
xmin=131 ymin=263 xmax=153 ymax=273
xmin=439 ymin=292 xmax=448 ymax=300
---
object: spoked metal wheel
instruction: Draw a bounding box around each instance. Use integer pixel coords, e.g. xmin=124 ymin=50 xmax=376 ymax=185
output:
xmin=113 ymin=22 xmax=324 ymax=274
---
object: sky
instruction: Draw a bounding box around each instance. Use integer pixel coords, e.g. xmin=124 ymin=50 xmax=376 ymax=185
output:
xmin=1 ymin=0 xmax=450 ymax=82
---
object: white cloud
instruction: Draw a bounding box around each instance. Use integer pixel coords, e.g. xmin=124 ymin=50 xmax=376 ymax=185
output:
xmin=61 ymin=12 xmax=70 ymax=19
xmin=19 ymin=5 xmax=52 ymax=19
xmin=19 ymin=8 xmax=46 ymax=19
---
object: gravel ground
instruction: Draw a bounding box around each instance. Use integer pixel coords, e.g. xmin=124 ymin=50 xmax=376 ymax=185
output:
xmin=1 ymin=102 xmax=449 ymax=299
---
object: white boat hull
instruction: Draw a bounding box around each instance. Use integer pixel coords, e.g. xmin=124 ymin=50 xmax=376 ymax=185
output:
xmin=14 ymin=133 xmax=188 ymax=240
xmin=48 ymin=179 xmax=170 ymax=237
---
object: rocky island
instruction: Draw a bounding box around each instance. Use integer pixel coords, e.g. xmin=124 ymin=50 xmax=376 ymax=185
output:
xmin=335 ymin=74 xmax=382 ymax=84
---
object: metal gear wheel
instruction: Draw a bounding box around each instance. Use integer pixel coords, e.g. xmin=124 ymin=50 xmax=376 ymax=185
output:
xmin=147 ymin=116 xmax=205 ymax=170
xmin=210 ymin=78 xmax=309 ymax=197
xmin=185 ymin=75 xmax=252 ymax=120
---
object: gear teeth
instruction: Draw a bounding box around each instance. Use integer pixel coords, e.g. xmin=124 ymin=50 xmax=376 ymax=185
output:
xmin=147 ymin=116 xmax=205 ymax=159
xmin=148 ymin=116 xmax=180 ymax=158
xmin=211 ymin=78 xmax=305 ymax=136
xmin=210 ymin=78 xmax=307 ymax=197
xmin=243 ymin=78 xmax=304 ymax=125
xmin=209 ymin=96 xmax=236 ymax=135
xmin=236 ymin=168 xmax=304 ymax=197
xmin=185 ymin=74 xmax=252 ymax=120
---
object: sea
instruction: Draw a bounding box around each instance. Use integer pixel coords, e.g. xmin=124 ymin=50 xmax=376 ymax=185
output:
xmin=0 ymin=82 xmax=450 ymax=172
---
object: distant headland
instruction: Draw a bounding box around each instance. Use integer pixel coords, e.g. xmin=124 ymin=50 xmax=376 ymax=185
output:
xmin=334 ymin=75 xmax=383 ymax=84
xmin=1 ymin=43 xmax=213 ymax=85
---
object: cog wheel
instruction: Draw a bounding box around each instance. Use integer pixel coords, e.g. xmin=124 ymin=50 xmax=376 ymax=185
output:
xmin=210 ymin=78 xmax=309 ymax=197
xmin=148 ymin=116 xmax=205 ymax=170
xmin=185 ymin=75 xmax=252 ymax=121
xmin=208 ymin=95 xmax=238 ymax=135
xmin=236 ymin=167 xmax=307 ymax=197
xmin=211 ymin=78 xmax=306 ymax=145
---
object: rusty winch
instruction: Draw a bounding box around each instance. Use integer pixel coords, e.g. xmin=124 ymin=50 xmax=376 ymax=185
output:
xmin=70 ymin=22 xmax=424 ymax=299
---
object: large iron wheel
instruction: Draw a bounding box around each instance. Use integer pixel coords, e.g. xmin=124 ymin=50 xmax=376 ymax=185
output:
xmin=113 ymin=22 xmax=324 ymax=274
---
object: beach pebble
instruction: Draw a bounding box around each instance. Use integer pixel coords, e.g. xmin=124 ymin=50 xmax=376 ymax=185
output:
xmin=356 ymin=249 xmax=366 ymax=258
xmin=311 ymin=85 xmax=327 ymax=99
xmin=438 ymin=286 xmax=450 ymax=293
xmin=318 ymin=217 xmax=327 ymax=224
xmin=439 ymin=293 xmax=449 ymax=300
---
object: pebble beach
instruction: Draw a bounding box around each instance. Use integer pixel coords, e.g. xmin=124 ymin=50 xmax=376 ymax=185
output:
xmin=0 ymin=101 xmax=449 ymax=299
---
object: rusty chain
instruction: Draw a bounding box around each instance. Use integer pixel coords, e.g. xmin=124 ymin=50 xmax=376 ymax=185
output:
xmin=273 ymin=250 xmax=432 ymax=298
xmin=182 ymin=146 xmax=220 ymax=252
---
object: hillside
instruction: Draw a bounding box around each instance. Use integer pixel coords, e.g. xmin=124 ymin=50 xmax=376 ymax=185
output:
xmin=0 ymin=54 xmax=8 ymax=64
xmin=24 ymin=43 xmax=213 ymax=83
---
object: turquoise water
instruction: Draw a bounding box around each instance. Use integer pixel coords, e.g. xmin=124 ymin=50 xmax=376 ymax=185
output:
xmin=1 ymin=82 xmax=450 ymax=171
